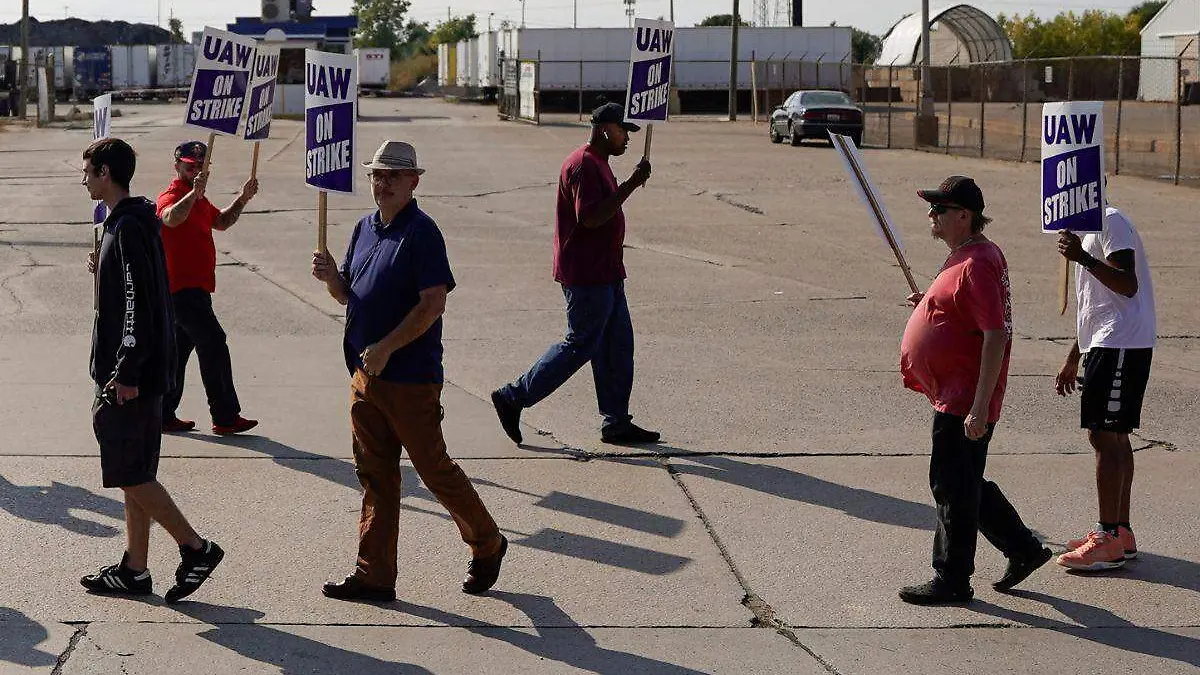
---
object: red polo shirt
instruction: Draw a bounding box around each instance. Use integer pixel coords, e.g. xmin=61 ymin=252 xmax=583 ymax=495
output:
xmin=553 ymin=145 xmax=626 ymax=286
xmin=156 ymin=178 xmax=220 ymax=294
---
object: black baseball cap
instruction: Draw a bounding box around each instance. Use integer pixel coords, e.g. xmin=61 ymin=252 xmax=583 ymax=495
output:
xmin=591 ymin=102 xmax=640 ymax=132
xmin=917 ymin=175 xmax=985 ymax=213
xmin=174 ymin=140 xmax=207 ymax=165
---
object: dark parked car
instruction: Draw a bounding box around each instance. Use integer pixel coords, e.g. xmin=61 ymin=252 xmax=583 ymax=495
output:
xmin=769 ymin=90 xmax=863 ymax=147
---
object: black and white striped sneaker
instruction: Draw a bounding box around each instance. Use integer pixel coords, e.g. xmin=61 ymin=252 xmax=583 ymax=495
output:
xmin=164 ymin=540 xmax=224 ymax=604
xmin=80 ymin=553 xmax=152 ymax=595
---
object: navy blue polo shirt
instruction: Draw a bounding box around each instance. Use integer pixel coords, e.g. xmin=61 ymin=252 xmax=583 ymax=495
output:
xmin=340 ymin=199 xmax=456 ymax=383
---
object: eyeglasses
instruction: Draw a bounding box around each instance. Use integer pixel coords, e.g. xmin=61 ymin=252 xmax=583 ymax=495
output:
xmin=366 ymin=170 xmax=414 ymax=184
xmin=928 ymin=204 xmax=963 ymax=215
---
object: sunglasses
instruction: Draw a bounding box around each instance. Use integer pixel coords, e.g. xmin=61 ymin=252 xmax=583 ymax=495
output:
xmin=366 ymin=170 xmax=416 ymax=184
xmin=928 ymin=203 xmax=963 ymax=215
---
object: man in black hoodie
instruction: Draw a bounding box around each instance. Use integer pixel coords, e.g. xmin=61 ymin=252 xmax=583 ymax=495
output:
xmin=81 ymin=138 xmax=224 ymax=604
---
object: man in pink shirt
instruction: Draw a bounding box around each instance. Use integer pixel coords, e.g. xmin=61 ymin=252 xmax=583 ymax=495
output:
xmin=898 ymin=176 xmax=1051 ymax=605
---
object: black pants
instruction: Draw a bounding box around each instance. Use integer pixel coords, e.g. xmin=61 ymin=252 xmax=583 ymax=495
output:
xmin=929 ymin=411 xmax=1041 ymax=588
xmin=165 ymin=288 xmax=241 ymax=425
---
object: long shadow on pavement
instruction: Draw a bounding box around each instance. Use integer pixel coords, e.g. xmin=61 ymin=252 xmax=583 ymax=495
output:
xmin=971 ymin=590 xmax=1200 ymax=669
xmin=175 ymin=603 xmax=435 ymax=675
xmin=663 ymin=452 xmax=936 ymax=531
xmin=0 ymin=607 xmax=58 ymax=670
xmin=0 ymin=474 xmax=123 ymax=537
xmin=393 ymin=591 xmax=712 ymax=675
xmin=202 ymin=435 xmax=694 ymax=575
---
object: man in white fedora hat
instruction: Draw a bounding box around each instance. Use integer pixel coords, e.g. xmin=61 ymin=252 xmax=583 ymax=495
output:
xmin=312 ymin=140 xmax=507 ymax=601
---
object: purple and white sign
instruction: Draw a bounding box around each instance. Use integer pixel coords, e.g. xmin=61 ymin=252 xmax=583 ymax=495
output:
xmin=1041 ymin=101 xmax=1105 ymax=233
xmin=184 ymin=27 xmax=255 ymax=136
xmin=92 ymin=93 xmax=111 ymax=223
xmin=304 ymin=49 xmax=356 ymax=194
xmin=243 ymin=44 xmax=279 ymax=141
xmin=624 ymin=18 xmax=674 ymax=123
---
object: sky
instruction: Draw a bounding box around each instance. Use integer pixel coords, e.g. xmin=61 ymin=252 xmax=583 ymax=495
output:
xmin=5 ymin=0 xmax=1148 ymax=41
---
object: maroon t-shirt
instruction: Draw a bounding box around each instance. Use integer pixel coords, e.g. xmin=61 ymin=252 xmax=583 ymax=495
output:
xmin=553 ymin=145 xmax=626 ymax=286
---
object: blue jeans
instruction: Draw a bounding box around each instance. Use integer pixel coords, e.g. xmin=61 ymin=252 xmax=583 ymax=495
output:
xmin=501 ymin=282 xmax=634 ymax=429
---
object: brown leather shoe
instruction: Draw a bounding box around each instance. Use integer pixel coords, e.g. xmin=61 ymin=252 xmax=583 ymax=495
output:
xmin=322 ymin=575 xmax=396 ymax=602
xmin=462 ymin=535 xmax=508 ymax=595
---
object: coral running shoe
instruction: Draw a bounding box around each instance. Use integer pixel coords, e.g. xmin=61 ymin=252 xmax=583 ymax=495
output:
xmin=1067 ymin=526 xmax=1137 ymax=560
xmin=1057 ymin=530 xmax=1126 ymax=571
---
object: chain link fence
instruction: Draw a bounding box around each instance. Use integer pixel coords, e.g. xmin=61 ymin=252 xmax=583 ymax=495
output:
xmin=490 ymin=52 xmax=1200 ymax=187
xmin=851 ymin=54 xmax=1200 ymax=187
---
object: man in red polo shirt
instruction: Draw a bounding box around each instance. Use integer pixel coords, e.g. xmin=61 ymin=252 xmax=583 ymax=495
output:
xmin=156 ymin=141 xmax=258 ymax=435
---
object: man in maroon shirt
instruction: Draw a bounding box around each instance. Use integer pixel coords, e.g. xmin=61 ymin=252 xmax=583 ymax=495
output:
xmin=897 ymin=176 xmax=1051 ymax=605
xmin=491 ymin=102 xmax=659 ymax=445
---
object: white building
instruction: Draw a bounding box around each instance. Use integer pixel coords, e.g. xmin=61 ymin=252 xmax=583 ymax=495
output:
xmin=1139 ymin=0 xmax=1200 ymax=101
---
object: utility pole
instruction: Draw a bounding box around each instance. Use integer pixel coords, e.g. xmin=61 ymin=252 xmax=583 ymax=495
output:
xmin=573 ymin=0 xmax=577 ymax=28
xmin=915 ymin=0 xmax=938 ymax=145
xmin=520 ymin=0 xmax=526 ymax=29
xmin=729 ymin=0 xmax=740 ymax=120
xmin=793 ymin=0 xmax=801 ymax=26
xmin=670 ymin=0 xmax=674 ymax=22
xmin=19 ymin=0 xmax=30 ymax=120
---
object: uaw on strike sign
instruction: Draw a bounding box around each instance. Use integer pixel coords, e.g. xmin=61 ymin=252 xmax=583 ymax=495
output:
xmin=305 ymin=50 xmax=356 ymax=193
xmin=185 ymin=28 xmax=256 ymax=135
xmin=1041 ymin=102 xmax=1104 ymax=233
xmin=625 ymin=19 xmax=674 ymax=123
xmin=244 ymin=44 xmax=280 ymax=141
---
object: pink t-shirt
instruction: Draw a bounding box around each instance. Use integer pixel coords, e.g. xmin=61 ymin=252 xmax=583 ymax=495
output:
xmin=900 ymin=240 xmax=1012 ymax=423
xmin=552 ymin=145 xmax=626 ymax=286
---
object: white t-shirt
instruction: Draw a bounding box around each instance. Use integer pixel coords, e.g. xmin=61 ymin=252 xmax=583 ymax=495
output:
xmin=1075 ymin=206 xmax=1156 ymax=353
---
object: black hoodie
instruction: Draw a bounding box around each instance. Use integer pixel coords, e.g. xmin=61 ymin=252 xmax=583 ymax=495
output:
xmin=90 ymin=196 xmax=176 ymax=397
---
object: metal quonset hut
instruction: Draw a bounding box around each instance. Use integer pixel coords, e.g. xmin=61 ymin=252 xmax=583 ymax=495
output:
xmin=876 ymin=4 xmax=1012 ymax=66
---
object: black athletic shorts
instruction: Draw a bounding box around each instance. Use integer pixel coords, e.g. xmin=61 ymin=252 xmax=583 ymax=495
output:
xmin=1079 ymin=347 xmax=1153 ymax=433
xmin=93 ymin=392 xmax=163 ymax=488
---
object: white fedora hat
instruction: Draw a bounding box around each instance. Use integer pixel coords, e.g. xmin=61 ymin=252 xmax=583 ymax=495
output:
xmin=362 ymin=140 xmax=425 ymax=175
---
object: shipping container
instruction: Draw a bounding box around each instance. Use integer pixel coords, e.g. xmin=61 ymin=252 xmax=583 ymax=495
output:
xmin=477 ymin=31 xmax=500 ymax=92
xmin=354 ymin=47 xmax=390 ymax=91
xmin=73 ymin=46 xmax=112 ymax=99
xmin=110 ymin=45 xmax=153 ymax=90
xmin=155 ymin=44 xmax=196 ymax=88
xmin=456 ymin=40 xmax=472 ymax=89
xmin=11 ymin=46 xmax=73 ymax=91
xmin=496 ymin=26 xmax=852 ymax=92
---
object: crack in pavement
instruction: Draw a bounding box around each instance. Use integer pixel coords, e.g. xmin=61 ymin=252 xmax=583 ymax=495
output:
xmin=0 ymin=241 xmax=37 ymax=315
xmin=713 ymin=193 xmax=765 ymax=215
xmin=50 ymin=623 xmax=89 ymax=675
xmin=662 ymin=461 xmax=843 ymax=674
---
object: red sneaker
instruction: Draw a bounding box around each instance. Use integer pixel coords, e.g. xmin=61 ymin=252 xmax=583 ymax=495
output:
xmin=163 ymin=417 xmax=196 ymax=433
xmin=212 ymin=416 xmax=258 ymax=435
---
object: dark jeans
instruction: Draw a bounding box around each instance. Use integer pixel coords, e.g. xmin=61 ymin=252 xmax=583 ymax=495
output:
xmin=500 ymin=282 xmax=634 ymax=430
xmin=929 ymin=411 xmax=1041 ymax=588
xmin=164 ymin=288 xmax=241 ymax=425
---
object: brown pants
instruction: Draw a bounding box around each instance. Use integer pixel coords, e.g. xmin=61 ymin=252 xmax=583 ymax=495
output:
xmin=349 ymin=370 xmax=501 ymax=587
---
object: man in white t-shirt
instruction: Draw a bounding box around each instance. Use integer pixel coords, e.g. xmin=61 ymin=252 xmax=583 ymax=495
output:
xmin=1053 ymin=205 xmax=1156 ymax=572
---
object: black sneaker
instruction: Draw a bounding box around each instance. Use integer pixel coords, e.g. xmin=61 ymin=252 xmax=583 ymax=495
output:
xmin=993 ymin=546 xmax=1053 ymax=592
xmin=81 ymin=553 xmax=153 ymax=595
xmin=491 ymin=390 xmax=522 ymax=444
xmin=898 ymin=578 xmax=973 ymax=605
xmin=164 ymin=540 xmax=224 ymax=604
xmin=601 ymin=423 xmax=661 ymax=445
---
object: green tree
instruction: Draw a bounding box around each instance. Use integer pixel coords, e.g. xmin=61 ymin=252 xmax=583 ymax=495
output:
xmin=168 ymin=17 xmax=186 ymax=44
xmin=850 ymin=27 xmax=882 ymax=63
xmin=400 ymin=20 xmax=434 ymax=57
xmin=1127 ymin=1 xmax=1167 ymax=30
xmin=697 ymin=14 xmax=752 ymax=27
xmin=352 ymin=0 xmax=412 ymax=56
xmin=431 ymin=14 xmax=478 ymax=45
xmin=997 ymin=10 xmax=1141 ymax=57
